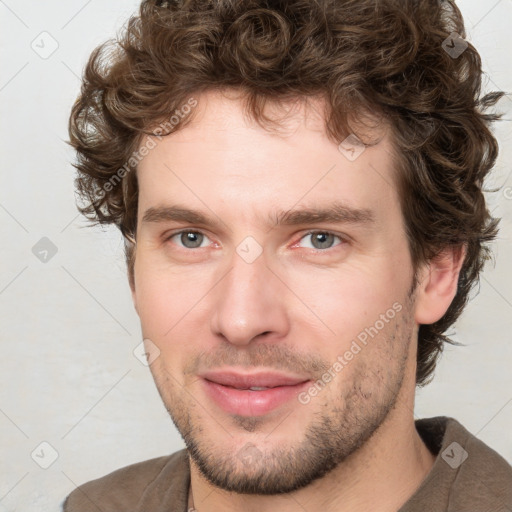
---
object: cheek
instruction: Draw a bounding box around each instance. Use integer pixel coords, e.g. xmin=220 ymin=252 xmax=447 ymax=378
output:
xmin=134 ymin=273 xmax=198 ymax=377
xmin=133 ymin=254 xmax=214 ymax=340
xmin=134 ymin=257 xmax=179 ymax=334
xmin=285 ymin=262 xmax=406 ymax=342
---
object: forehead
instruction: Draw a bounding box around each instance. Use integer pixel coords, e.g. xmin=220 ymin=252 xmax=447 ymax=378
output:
xmin=136 ymin=90 xmax=400 ymax=229
xmin=151 ymin=89 xmax=386 ymax=151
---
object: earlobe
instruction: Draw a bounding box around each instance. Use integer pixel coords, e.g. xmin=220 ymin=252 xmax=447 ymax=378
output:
xmin=414 ymin=245 xmax=466 ymax=325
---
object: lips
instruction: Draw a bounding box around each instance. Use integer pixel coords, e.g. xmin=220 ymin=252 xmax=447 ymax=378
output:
xmin=200 ymin=369 xmax=311 ymax=416
xmin=200 ymin=370 xmax=309 ymax=389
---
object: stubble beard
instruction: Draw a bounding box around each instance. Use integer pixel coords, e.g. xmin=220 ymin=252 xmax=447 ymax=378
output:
xmin=151 ymin=297 xmax=415 ymax=495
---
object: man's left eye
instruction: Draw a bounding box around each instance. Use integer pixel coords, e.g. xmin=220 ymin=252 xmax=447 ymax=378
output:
xmin=297 ymin=231 xmax=344 ymax=250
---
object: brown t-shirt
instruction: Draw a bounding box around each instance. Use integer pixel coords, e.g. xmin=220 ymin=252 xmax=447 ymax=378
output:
xmin=63 ymin=416 xmax=512 ymax=511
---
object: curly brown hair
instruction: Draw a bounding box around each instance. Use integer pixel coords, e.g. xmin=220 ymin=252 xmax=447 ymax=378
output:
xmin=68 ymin=0 xmax=505 ymax=387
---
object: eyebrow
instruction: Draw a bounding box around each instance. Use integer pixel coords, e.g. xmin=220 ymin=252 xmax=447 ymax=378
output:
xmin=141 ymin=202 xmax=375 ymax=230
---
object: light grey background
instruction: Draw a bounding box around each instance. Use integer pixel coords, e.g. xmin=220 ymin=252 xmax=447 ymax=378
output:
xmin=0 ymin=1 xmax=511 ymax=510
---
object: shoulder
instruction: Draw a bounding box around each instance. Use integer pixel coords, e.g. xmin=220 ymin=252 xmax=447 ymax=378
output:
xmin=412 ymin=416 xmax=512 ymax=510
xmin=446 ymin=417 xmax=512 ymax=504
xmin=62 ymin=449 xmax=189 ymax=512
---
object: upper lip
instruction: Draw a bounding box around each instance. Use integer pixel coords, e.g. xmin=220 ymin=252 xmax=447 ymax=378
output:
xmin=200 ymin=370 xmax=310 ymax=389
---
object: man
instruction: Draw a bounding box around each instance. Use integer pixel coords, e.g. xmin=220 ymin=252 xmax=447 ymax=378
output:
xmin=64 ymin=0 xmax=512 ymax=510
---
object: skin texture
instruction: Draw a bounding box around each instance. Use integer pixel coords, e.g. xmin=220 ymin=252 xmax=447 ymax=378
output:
xmin=130 ymin=89 xmax=464 ymax=512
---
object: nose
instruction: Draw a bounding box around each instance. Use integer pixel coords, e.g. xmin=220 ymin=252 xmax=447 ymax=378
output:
xmin=210 ymin=248 xmax=290 ymax=346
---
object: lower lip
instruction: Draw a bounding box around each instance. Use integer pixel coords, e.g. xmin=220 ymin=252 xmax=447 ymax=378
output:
xmin=202 ymin=379 xmax=311 ymax=417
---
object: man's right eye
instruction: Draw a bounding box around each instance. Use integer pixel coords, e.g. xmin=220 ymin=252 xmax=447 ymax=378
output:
xmin=165 ymin=230 xmax=211 ymax=249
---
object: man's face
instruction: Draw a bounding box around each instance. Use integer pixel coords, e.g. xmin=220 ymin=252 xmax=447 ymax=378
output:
xmin=132 ymin=90 xmax=419 ymax=494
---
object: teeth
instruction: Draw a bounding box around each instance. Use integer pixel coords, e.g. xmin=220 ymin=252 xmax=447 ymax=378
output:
xmin=248 ymin=386 xmax=269 ymax=391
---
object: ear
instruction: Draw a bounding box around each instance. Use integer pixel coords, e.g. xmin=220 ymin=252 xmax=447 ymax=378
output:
xmin=129 ymin=274 xmax=138 ymax=315
xmin=125 ymin=235 xmax=138 ymax=315
xmin=414 ymin=245 xmax=466 ymax=325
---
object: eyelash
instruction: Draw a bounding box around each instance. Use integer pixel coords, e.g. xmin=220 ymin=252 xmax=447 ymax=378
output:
xmin=164 ymin=229 xmax=347 ymax=251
